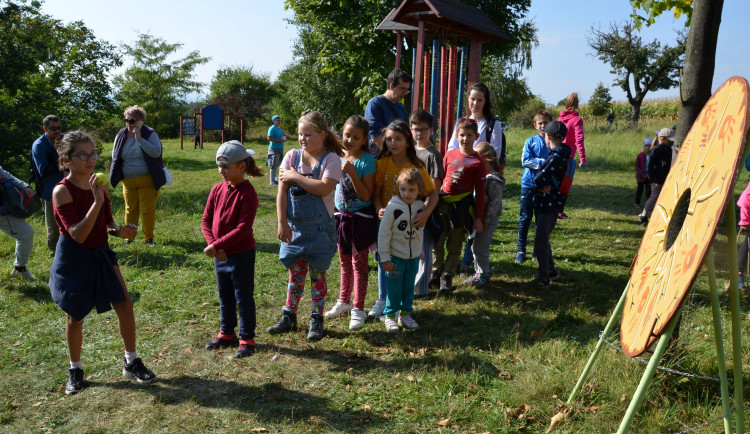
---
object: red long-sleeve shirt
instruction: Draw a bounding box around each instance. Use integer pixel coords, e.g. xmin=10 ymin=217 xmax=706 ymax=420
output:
xmin=202 ymin=180 xmax=258 ymax=256
xmin=442 ymin=148 xmax=486 ymax=218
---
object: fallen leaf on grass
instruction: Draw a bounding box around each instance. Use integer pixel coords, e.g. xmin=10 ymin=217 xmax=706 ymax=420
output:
xmin=32 ymin=402 xmax=42 ymax=407
xmin=506 ymin=403 xmax=531 ymax=421
xmin=250 ymin=428 xmax=268 ymax=433
xmin=588 ymin=406 xmax=599 ymax=413
xmin=530 ymin=330 xmax=542 ymax=339
xmin=620 ymin=394 xmax=628 ymax=403
xmin=407 ymin=375 xmax=416 ymax=382
xmin=436 ymin=417 xmax=451 ymax=426
xmin=546 ymin=409 xmax=570 ymax=433
xmin=363 ymin=404 xmax=372 ymax=412
xmin=468 ymin=384 xmax=478 ymax=390
xmin=498 ymin=371 xmax=512 ymax=380
xmin=184 ymin=320 xmax=199 ymax=325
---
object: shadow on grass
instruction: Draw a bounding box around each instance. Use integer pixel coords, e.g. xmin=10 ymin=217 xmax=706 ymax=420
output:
xmin=104 ymin=376 xmax=373 ymax=428
xmin=116 ymin=241 xmax=281 ymax=270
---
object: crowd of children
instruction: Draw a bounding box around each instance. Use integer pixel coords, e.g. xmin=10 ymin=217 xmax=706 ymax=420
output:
xmin=40 ymin=80 xmax=700 ymax=396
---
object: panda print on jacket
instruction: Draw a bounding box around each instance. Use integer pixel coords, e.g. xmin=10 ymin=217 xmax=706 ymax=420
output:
xmin=378 ymin=195 xmax=425 ymax=262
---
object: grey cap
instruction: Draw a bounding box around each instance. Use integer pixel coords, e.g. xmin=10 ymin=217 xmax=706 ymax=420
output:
xmin=657 ymin=128 xmax=675 ymax=141
xmin=216 ymin=140 xmax=255 ymax=165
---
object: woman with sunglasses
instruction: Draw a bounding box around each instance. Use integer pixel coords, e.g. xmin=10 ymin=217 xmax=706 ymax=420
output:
xmin=109 ymin=105 xmax=166 ymax=246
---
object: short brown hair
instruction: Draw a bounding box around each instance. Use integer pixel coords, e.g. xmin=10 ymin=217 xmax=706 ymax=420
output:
xmin=533 ymin=110 xmax=553 ymax=122
xmin=57 ymin=131 xmax=94 ymax=171
xmin=43 ymin=115 xmax=60 ymax=126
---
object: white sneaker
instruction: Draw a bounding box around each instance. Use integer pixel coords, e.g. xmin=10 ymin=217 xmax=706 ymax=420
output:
xmin=349 ymin=309 xmax=367 ymax=330
xmin=399 ymin=314 xmax=419 ymax=329
xmin=384 ymin=317 xmax=400 ymax=332
xmin=368 ymin=298 xmax=386 ymax=318
xmin=11 ymin=268 xmax=35 ymax=281
xmin=324 ymin=300 xmax=353 ymax=318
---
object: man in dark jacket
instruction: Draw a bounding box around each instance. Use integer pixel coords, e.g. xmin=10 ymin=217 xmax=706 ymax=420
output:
xmin=31 ymin=115 xmax=64 ymax=255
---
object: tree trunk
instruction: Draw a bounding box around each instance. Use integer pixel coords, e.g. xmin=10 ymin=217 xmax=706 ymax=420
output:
xmin=674 ymin=0 xmax=724 ymax=149
xmin=630 ymin=101 xmax=642 ymax=126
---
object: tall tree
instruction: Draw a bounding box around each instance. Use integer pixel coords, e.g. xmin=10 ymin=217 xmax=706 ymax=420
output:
xmin=208 ymin=65 xmax=275 ymax=126
xmin=0 ymin=0 xmax=121 ymax=173
xmin=588 ymin=21 xmax=685 ymax=125
xmin=113 ymin=33 xmax=209 ymax=138
xmin=631 ymin=0 xmax=724 ymax=148
xmin=281 ymin=0 xmax=537 ymax=125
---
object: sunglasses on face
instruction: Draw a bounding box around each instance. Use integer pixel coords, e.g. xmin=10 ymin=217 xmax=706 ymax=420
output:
xmin=70 ymin=151 xmax=100 ymax=162
xmin=46 ymin=126 xmax=61 ymax=131
xmin=457 ymin=117 xmax=477 ymax=124
xmin=124 ymin=118 xmax=138 ymax=124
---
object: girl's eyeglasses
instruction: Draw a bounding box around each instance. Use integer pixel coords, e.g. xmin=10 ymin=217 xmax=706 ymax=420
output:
xmin=70 ymin=151 xmax=100 ymax=162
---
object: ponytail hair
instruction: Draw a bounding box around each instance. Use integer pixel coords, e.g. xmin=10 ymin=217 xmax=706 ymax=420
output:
xmin=299 ymin=111 xmax=344 ymax=157
xmin=474 ymin=141 xmax=501 ymax=173
xmin=242 ymin=156 xmax=263 ymax=177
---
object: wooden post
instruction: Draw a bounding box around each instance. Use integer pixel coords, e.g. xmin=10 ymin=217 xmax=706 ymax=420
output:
xmin=439 ymin=45 xmax=448 ymax=153
xmin=411 ymin=20 xmax=425 ymax=112
xmin=467 ymin=36 xmax=482 ymax=89
xmin=422 ymin=50 xmax=430 ymax=109
xmin=395 ymin=33 xmax=403 ymax=70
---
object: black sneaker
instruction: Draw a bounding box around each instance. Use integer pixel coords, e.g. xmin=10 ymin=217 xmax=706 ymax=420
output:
xmin=538 ymin=279 xmax=551 ymax=288
xmin=145 ymin=239 xmax=154 ymax=246
xmin=428 ymin=273 xmax=441 ymax=288
xmin=548 ymin=269 xmax=560 ymax=281
xmin=439 ymin=274 xmax=453 ymax=294
xmin=65 ymin=367 xmax=85 ymax=395
xmin=123 ymin=357 xmax=156 ymax=383
xmin=307 ymin=313 xmax=324 ymax=341
xmin=236 ymin=339 xmax=256 ymax=358
xmin=205 ymin=332 xmax=239 ymax=350
xmin=267 ymin=309 xmax=297 ymax=335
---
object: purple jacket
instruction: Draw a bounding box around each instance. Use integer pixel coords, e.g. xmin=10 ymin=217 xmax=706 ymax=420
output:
xmin=635 ymin=152 xmax=648 ymax=183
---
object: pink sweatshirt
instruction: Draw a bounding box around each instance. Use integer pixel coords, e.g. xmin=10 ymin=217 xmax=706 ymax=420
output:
xmin=737 ymin=181 xmax=750 ymax=226
xmin=558 ymin=110 xmax=586 ymax=164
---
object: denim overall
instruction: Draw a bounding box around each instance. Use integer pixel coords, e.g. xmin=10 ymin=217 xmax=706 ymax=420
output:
xmin=278 ymin=149 xmax=337 ymax=271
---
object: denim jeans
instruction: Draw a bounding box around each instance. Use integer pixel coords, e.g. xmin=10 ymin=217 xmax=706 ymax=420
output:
xmin=215 ymin=249 xmax=256 ymax=339
xmin=516 ymin=187 xmax=535 ymax=253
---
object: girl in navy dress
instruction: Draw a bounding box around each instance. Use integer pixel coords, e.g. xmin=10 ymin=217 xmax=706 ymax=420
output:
xmin=49 ymin=131 xmax=156 ymax=395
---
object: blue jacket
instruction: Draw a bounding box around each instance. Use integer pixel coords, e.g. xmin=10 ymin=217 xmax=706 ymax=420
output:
xmin=31 ymin=133 xmax=64 ymax=201
xmin=521 ymin=134 xmax=549 ymax=189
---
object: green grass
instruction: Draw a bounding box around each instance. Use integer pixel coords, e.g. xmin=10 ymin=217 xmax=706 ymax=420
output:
xmin=2 ymin=120 xmax=749 ymax=433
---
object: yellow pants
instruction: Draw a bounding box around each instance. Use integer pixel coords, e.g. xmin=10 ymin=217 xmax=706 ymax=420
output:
xmin=121 ymin=174 xmax=159 ymax=241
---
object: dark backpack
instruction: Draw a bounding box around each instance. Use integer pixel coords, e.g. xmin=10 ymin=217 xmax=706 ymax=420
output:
xmin=0 ymin=175 xmax=34 ymax=218
xmin=484 ymin=117 xmax=507 ymax=166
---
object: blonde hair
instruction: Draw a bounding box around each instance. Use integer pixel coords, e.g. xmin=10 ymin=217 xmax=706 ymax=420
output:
xmin=564 ymin=93 xmax=579 ymax=111
xmin=474 ymin=142 xmax=501 ymax=172
xmin=298 ymin=111 xmax=344 ymax=157
xmin=396 ymin=168 xmax=425 ymax=196
xmin=124 ymin=105 xmax=147 ymax=120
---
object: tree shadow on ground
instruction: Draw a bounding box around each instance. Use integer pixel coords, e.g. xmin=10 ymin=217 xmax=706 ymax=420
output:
xmin=102 ymin=376 xmax=374 ymax=429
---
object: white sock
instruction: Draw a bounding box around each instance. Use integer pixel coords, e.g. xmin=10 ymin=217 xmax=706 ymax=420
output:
xmin=125 ymin=351 xmax=137 ymax=364
xmin=70 ymin=360 xmax=82 ymax=369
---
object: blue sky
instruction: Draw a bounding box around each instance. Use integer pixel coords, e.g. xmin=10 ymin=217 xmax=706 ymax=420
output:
xmin=42 ymin=0 xmax=749 ymax=106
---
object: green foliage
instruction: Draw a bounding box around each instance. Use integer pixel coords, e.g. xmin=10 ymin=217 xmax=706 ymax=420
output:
xmin=588 ymin=82 xmax=613 ymax=118
xmin=587 ymin=21 xmax=685 ymax=125
xmin=630 ymin=0 xmax=693 ymax=28
xmin=507 ymin=96 xmax=546 ymax=129
xmin=0 ymin=0 xmax=121 ymax=174
xmin=481 ymin=55 xmax=535 ymax=122
xmin=113 ymin=33 xmax=209 ymax=139
xmin=208 ymin=65 xmax=275 ymax=129
xmin=576 ymin=97 xmax=680 ymax=125
xmin=279 ymin=0 xmax=537 ymax=126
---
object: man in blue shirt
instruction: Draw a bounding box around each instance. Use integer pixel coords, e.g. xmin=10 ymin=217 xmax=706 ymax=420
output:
xmin=364 ymin=69 xmax=412 ymax=156
xmin=266 ymin=115 xmax=286 ymax=186
xmin=31 ymin=115 xmax=64 ymax=255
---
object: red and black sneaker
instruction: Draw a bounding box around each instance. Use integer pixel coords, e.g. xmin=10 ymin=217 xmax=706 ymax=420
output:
xmin=236 ymin=339 xmax=256 ymax=358
xmin=205 ymin=331 xmax=239 ymax=350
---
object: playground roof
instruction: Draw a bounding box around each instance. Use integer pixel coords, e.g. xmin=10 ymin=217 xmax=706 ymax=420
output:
xmin=377 ymin=0 xmax=511 ymax=43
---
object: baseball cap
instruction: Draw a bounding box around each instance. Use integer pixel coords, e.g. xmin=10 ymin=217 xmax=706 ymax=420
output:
xmin=643 ymin=137 xmax=653 ymax=147
xmin=544 ymin=120 xmax=567 ymax=140
xmin=657 ymin=128 xmax=676 ymax=141
xmin=216 ymin=140 xmax=256 ymax=166
xmin=272 ymin=115 xmax=281 ymax=122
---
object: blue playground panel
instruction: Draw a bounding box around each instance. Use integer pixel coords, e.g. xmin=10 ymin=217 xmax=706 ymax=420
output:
xmin=203 ymin=104 xmax=223 ymax=130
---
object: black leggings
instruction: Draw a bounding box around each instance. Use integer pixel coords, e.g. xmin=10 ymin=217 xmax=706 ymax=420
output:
xmin=635 ymin=182 xmax=651 ymax=205
xmin=739 ymin=232 xmax=749 ymax=275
